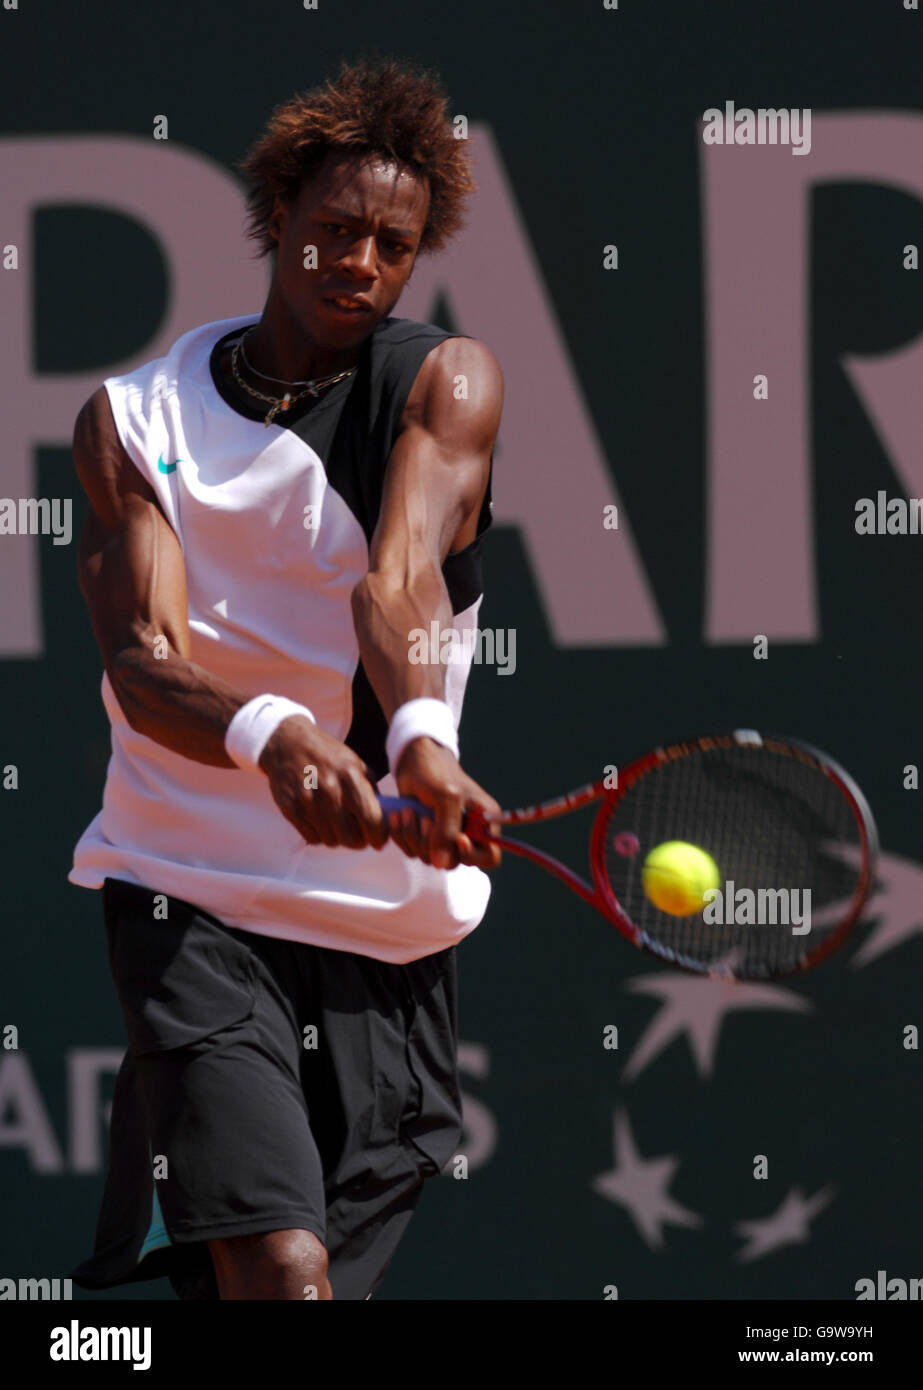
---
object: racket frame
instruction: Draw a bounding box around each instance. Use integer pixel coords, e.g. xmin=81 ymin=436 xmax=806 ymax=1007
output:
xmin=459 ymin=731 xmax=879 ymax=979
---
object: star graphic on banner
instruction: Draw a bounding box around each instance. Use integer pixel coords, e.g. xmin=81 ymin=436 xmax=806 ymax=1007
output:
xmin=591 ymin=1108 xmax=703 ymax=1249
xmin=849 ymin=850 xmax=923 ymax=969
xmin=621 ymin=970 xmax=810 ymax=1081
xmin=734 ymin=1185 xmax=836 ymax=1262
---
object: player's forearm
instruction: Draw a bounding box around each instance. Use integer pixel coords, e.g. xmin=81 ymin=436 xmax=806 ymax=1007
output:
xmin=351 ymin=562 xmax=452 ymax=722
xmin=108 ymin=640 xmax=252 ymax=766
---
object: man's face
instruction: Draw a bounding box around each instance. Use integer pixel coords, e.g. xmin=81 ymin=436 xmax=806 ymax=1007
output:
xmin=269 ymin=152 xmax=430 ymax=347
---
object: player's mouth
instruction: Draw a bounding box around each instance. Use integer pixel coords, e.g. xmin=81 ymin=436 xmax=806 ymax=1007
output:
xmin=322 ymin=294 xmax=373 ymax=320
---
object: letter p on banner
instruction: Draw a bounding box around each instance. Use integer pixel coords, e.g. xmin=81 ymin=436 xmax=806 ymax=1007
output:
xmin=0 ymin=136 xmax=266 ymax=657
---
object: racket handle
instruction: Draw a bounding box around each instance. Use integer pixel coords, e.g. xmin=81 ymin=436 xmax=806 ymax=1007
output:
xmin=377 ymin=795 xmax=494 ymax=839
xmin=377 ymin=794 xmax=433 ymax=818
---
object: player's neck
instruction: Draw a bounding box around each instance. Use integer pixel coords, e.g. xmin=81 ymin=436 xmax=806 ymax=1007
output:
xmin=245 ymin=306 xmax=363 ymax=385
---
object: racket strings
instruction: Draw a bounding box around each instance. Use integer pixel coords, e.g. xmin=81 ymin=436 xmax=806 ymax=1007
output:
xmin=599 ymin=744 xmax=866 ymax=976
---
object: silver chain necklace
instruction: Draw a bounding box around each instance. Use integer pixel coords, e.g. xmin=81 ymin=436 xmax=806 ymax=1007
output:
xmin=230 ymin=328 xmax=357 ymax=427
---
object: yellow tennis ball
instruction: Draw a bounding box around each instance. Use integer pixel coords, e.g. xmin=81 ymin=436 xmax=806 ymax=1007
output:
xmin=642 ymin=840 xmax=721 ymax=916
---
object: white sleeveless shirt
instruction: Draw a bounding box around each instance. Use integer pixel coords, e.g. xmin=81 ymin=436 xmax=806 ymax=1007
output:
xmin=69 ymin=313 xmax=492 ymax=963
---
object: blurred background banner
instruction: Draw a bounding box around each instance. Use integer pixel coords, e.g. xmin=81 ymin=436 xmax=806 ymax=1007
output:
xmin=1 ymin=0 xmax=921 ymax=1300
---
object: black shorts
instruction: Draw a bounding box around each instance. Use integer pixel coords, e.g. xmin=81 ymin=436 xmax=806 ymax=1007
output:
xmin=71 ymin=878 xmax=464 ymax=1301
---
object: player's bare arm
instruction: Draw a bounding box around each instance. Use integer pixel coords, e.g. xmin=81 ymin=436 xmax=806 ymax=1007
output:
xmin=350 ymin=335 xmax=504 ymax=872
xmin=73 ymin=386 xmax=386 ymax=851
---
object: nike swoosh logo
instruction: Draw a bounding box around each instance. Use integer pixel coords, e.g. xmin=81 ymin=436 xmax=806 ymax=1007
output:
xmin=157 ymin=454 xmax=182 ymax=474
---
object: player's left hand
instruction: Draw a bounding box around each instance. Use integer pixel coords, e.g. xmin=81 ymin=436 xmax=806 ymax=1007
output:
xmin=390 ymin=738 xmax=502 ymax=871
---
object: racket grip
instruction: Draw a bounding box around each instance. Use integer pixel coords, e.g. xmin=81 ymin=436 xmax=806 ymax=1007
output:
xmin=377 ymin=795 xmax=492 ymax=839
xmin=377 ymin=794 xmax=432 ymax=818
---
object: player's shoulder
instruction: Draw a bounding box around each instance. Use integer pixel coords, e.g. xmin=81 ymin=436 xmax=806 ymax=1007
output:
xmin=377 ymin=316 xmax=501 ymax=395
xmin=73 ymin=384 xmax=118 ymax=459
xmin=376 ymin=315 xmax=497 ymax=365
xmin=72 ymin=383 xmax=159 ymax=525
xmin=426 ymin=333 xmax=501 ymax=379
xmin=393 ymin=336 xmax=502 ymax=445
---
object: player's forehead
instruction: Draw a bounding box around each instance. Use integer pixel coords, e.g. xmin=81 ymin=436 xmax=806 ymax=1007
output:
xmin=296 ymin=152 xmax=429 ymax=230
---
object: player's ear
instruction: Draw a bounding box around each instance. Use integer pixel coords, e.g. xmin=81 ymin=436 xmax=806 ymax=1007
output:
xmin=268 ymin=193 xmax=289 ymax=244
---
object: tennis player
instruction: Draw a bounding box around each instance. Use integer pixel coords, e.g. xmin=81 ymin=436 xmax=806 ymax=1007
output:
xmin=68 ymin=57 xmax=503 ymax=1300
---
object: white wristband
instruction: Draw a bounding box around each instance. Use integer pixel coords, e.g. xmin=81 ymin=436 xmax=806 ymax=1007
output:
xmin=386 ymin=698 xmax=459 ymax=777
xmin=225 ymin=694 xmax=316 ymax=773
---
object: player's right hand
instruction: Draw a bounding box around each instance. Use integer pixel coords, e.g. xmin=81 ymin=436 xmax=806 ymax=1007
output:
xmin=259 ymin=714 xmax=388 ymax=850
xmin=391 ymin=737 xmax=502 ymax=872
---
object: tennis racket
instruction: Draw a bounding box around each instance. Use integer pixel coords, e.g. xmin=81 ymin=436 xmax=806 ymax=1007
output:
xmin=379 ymin=730 xmax=878 ymax=981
